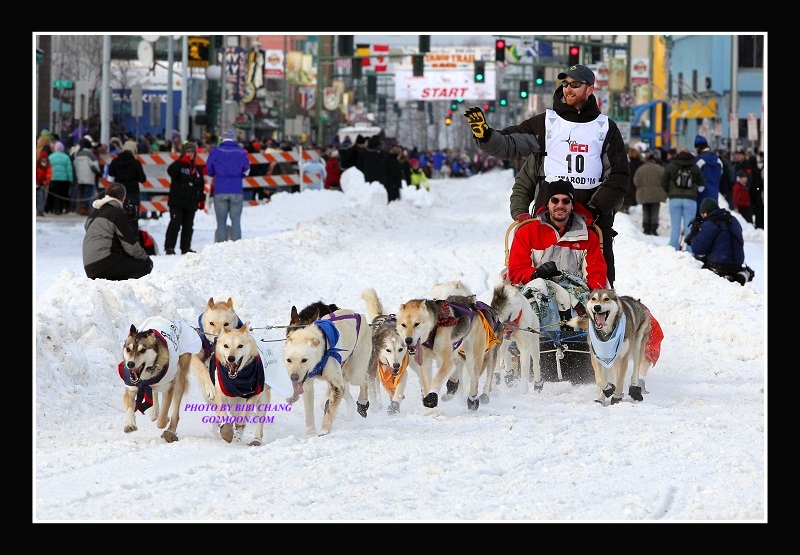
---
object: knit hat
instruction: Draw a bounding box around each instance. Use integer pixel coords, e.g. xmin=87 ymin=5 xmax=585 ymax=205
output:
xmin=699 ymin=198 xmax=718 ymax=214
xmin=223 ymin=129 xmax=236 ymax=140
xmin=694 ymin=135 xmax=708 ymax=147
xmin=122 ymin=140 xmax=138 ymax=154
xmin=54 ymin=141 xmax=64 ymax=152
xmin=181 ymin=141 xmax=198 ymax=155
xmin=547 ymin=179 xmax=575 ymax=201
xmin=409 ymin=158 xmax=419 ymax=168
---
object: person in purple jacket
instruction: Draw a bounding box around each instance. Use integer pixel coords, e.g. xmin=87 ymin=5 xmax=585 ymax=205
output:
xmin=206 ymin=129 xmax=250 ymax=242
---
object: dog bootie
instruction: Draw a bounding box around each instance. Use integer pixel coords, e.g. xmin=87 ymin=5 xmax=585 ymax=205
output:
xmin=640 ymin=378 xmax=649 ymax=394
xmin=628 ymin=384 xmax=643 ymax=402
xmin=446 ymin=379 xmax=459 ymax=395
xmin=356 ymin=400 xmax=369 ymax=418
xmin=387 ymin=401 xmax=400 ymax=416
xmin=422 ymin=392 xmax=438 ymax=408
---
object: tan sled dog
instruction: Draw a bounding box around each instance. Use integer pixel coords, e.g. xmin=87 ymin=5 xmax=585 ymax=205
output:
xmin=571 ymin=289 xmax=653 ymax=405
xmin=119 ymin=316 xmax=200 ymax=442
xmin=210 ymin=322 xmax=293 ymax=446
xmin=192 ymin=297 xmax=243 ymax=404
xmin=283 ymin=309 xmax=373 ymax=436
xmin=396 ymin=295 xmax=499 ymax=411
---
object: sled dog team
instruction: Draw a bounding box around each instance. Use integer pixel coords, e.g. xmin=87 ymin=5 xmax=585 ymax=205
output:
xmin=119 ymin=281 xmax=662 ymax=443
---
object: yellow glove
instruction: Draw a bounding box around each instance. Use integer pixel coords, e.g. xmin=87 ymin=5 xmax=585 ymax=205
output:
xmin=464 ymin=107 xmax=491 ymax=141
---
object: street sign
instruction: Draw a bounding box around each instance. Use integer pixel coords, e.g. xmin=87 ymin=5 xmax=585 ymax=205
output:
xmin=53 ymin=80 xmax=73 ymax=89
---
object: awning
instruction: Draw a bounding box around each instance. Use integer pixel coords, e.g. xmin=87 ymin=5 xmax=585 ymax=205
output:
xmin=670 ymin=98 xmax=717 ymax=119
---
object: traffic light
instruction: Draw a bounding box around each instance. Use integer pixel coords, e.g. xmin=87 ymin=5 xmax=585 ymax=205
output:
xmin=445 ymin=116 xmax=452 ymax=126
xmin=367 ymin=75 xmax=377 ymax=98
xmin=488 ymin=101 xmax=496 ymax=112
xmin=499 ymin=90 xmax=508 ymax=106
xmin=482 ymin=102 xmax=490 ymax=111
xmin=413 ymin=54 xmax=424 ymax=77
xmin=352 ymin=58 xmax=362 ymax=79
xmin=495 ymin=39 xmax=505 ymax=62
xmin=568 ymin=45 xmax=580 ymax=65
xmin=535 ymin=68 xmax=545 ymax=86
xmin=519 ymin=80 xmax=529 ymax=99
xmin=474 ymin=60 xmax=485 ymax=83
xmin=451 ymin=101 xmax=458 ymax=111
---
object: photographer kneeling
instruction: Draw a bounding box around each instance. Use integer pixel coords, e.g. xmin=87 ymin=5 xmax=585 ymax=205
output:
xmin=687 ymin=198 xmax=754 ymax=286
xmin=82 ymin=183 xmax=153 ymax=281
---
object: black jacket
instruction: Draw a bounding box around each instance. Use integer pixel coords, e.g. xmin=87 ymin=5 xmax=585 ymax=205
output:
xmin=167 ymin=155 xmax=206 ymax=211
xmin=474 ymin=85 xmax=629 ymax=222
xmin=108 ymin=150 xmax=147 ymax=206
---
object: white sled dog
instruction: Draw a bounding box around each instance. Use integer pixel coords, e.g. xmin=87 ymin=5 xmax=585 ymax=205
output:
xmin=361 ymin=288 xmax=413 ymax=415
xmin=210 ymin=322 xmax=294 ymax=446
xmin=283 ymin=309 xmax=373 ymax=436
xmin=490 ymin=282 xmax=542 ymax=393
xmin=571 ymin=289 xmax=655 ymax=405
xmin=119 ymin=316 xmax=200 ymax=442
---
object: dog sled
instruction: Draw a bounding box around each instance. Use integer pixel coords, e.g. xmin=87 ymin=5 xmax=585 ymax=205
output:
xmin=502 ymin=219 xmax=598 ymax=384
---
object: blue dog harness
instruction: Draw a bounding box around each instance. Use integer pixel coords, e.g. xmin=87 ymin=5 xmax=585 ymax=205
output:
xmin=306 ymin=312 xmax=363 ymax=381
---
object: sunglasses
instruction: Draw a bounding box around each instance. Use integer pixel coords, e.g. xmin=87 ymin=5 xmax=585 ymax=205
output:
xmin=562 ymin=80 xmax=588 ymax=89
xmin=549 ymin=196 xmax=572 ymax=205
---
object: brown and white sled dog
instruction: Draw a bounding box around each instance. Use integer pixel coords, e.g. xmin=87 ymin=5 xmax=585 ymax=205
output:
xmin=361 ymin=288 xmax=413 ymax=415
xmin=571 ymin=289 xmax=652 ymax=405
xmin=396 ymin=294 xmax=499 ymax=411
xmin=119 ymin=316 xmax=201 ymax=442
xmin=210 ymin=322 xmax=293 ymax=446
xmin=490 ymin=283 xmax=542 ymax=393
xmin=192 ymin=297 xmax=243 ymax=404
xmin=283 ymin=309 xmax=373 ymax=436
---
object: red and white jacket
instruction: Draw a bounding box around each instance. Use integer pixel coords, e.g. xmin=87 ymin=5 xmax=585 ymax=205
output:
xmin=507 ymin=210 xmax=607 ymax=290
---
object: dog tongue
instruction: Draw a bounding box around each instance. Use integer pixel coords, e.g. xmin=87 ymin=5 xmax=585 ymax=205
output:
xmin=594 ymin=312 xmax=608 ymax=328
xmin=287 ymin=381 xmax=304 ymax=404
xmin=414 ymin=339 xmax=423 ymax=366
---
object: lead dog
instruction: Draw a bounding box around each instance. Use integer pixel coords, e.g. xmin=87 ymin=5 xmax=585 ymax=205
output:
xmin=119 ymin=316 xmax=201 ymax=442
xmin=362 ymin=288 xmax=412 ymax=415
xmin=210 ymin=322 xmax=294 ymax=445
xmin=192 ymin=297 xmax=243 ymax=404
xmin=396 ymin=294 xmax=499 ymax=411
xmin=283 ymin=309 xmax=373 ymax=436
xmin=570 ymin=289 xmax=655 ymax=405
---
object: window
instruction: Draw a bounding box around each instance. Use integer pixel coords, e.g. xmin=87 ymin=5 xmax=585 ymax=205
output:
xmin=738 ymin=35 xmax=763 ymax=69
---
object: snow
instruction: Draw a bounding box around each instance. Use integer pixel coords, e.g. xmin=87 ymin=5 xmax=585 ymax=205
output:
xmin=34 ymin=167 xmax=766 ymax=522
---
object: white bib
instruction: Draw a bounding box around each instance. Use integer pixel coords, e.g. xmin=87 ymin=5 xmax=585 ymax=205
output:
xmin=543 ymin=109 xmax=608 ymax=190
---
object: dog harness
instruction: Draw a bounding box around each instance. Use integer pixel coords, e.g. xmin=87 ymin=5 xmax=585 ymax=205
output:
xmin=210 ymin=353 xmax=265 ymax=399
xmin=306 ymin=313 xmax=363 ymax=381
xmin=118 ymin=317 xmax=203 ymax=413
xmin=588 ymin=312 xmax=626 ymax=368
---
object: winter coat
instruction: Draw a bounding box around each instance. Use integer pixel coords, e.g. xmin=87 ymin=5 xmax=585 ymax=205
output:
xmin=167 ymin=155 xmax=206 ymax=211
xmin=36 ymin=152 xmax=52 ymax=187
xmin=689 ymin=207 xmax=745 ymax=268
xmin=82 ymin=194 xmax=150 ymax=278
xmin=383 ymin=154 xmax=403 ymax=202
xmin=302 ymin=158 xmax=327 ymax=187
xmin=324 ymin=157 xmax=342 ymax=189
xmin=205 ymin=140 xmax=250 ymax=195
xmin=73 ymin=147 xmax=101 ymax=185
xmin=475 ymin=86 xmax=629 ymax=223
xmin=357 ymin=147 xmax=386 ymax=184
xmin=410 ymin=167 xmax=429 ymax=190
xmin=107 ymin=150 xmax=147 ymax=206
xmin=733 ymin=180 xmax=752 ymax=209
xmin=624 ymin=154 xmax=643 ymax=208
xmin=660 ymin=152 xmax=705 ymax=200
xmin=49 ymin=151 xmax=74 ymax=183
xmin=633 ymin=160 xmax=667 ymax=204
xmin=507 ymin=211 xmax=607 ymax=290
xmin=694 ymin=147 xmax=724 ymax=207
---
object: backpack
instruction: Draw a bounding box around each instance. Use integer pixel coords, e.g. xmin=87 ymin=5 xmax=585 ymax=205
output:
xmin=138 ymin=230 xmax=158 ymax=256
xmin=675 ymin=168 xmax=693 ymax=189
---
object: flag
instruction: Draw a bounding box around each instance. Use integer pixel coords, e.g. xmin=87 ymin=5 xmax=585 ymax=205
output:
xmin=506 ymin=44 xmax=521 ymax=63
xmin=537 ymin=40 xmax=553 ymax=57
xmin=373 ymin=44 xmax=389 ymax=72
xmin=356 ymin=44 xmax=371 ymax=67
